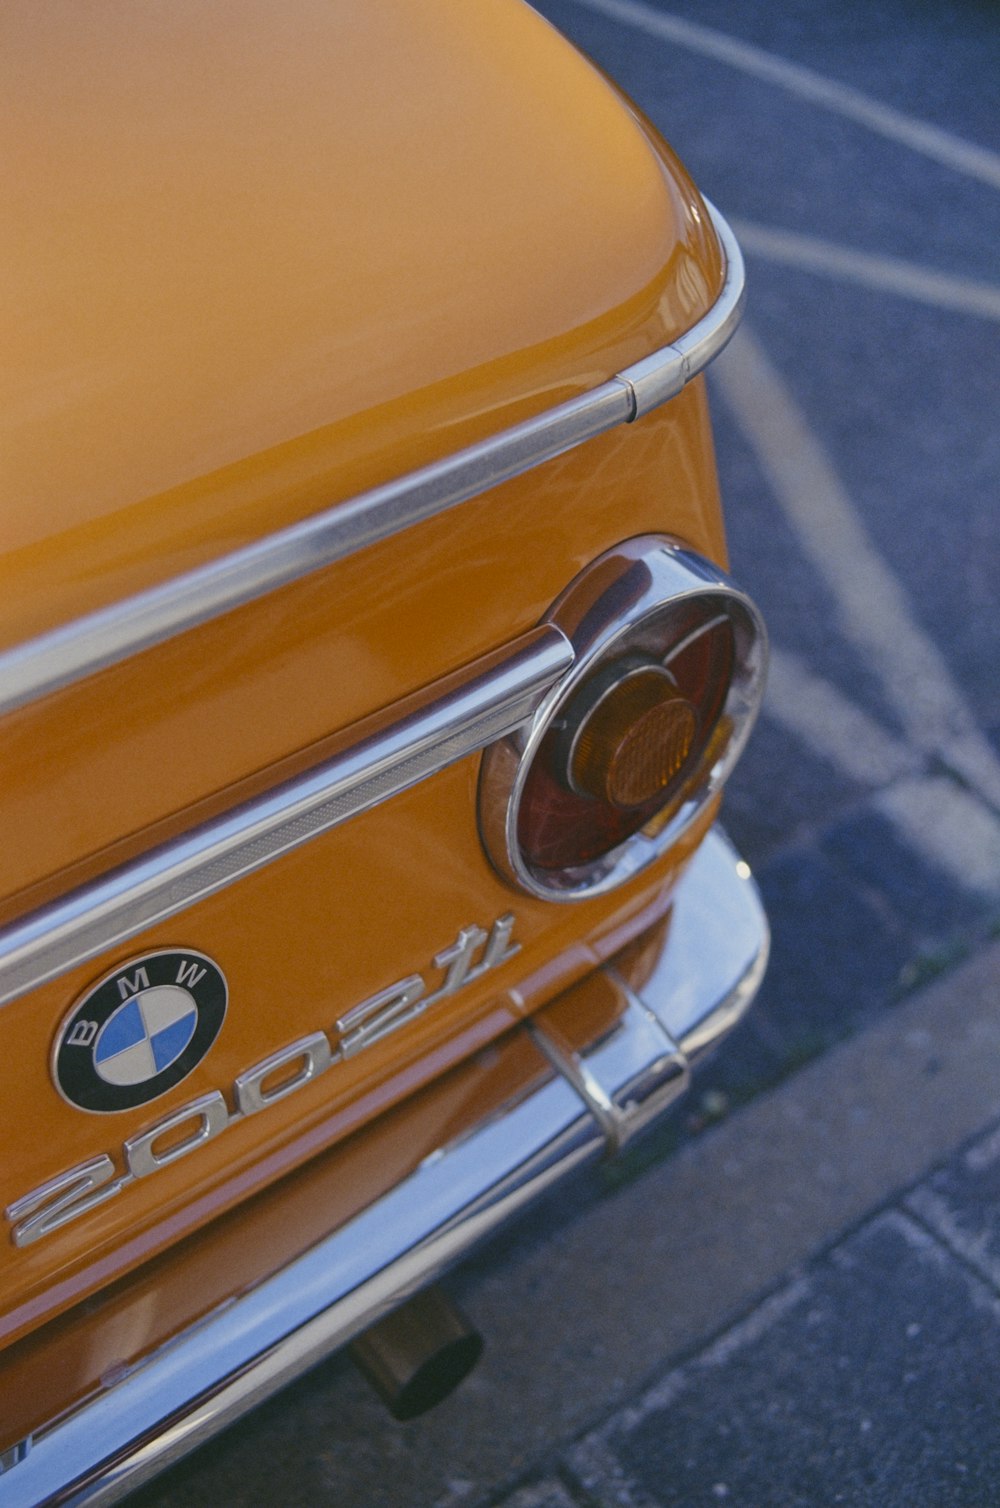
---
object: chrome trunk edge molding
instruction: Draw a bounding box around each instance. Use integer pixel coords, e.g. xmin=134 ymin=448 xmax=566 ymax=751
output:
xmin=0 ymin=204 xmax=745 ymax=719
xmin=0 ymin=828 xmax=767 ymax=1507
xmin=0 ymin=625 xmax=573 ymax=1011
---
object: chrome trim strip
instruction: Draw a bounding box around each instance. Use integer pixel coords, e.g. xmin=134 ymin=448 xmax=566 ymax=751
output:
xmin=0 ymin=626 xmax=573 ymax=1010
xmin=0 ymin=828 xmax=767 ymax=1508
xmin=0 ymin=204 xmax=744 ymax=720
xmin=615 ymin=201 xmax=745 ymax=420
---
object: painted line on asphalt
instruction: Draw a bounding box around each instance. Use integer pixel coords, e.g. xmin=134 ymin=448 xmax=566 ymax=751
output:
xmin=907 ymin=1186 xmax=1000 ymax=1287
xmin=766 ymin=653 xmax=1000 ymax=894
xmin=496 ymin=1484 xmax=579 ymax=1508
xmin=766 ymin=648 xmax=917 ymax=787
xmin=874 ymin=777 xmax=1000 ymax=897
xmin=713 ymin=327 xmax=1000 ymax=810
xmin=731 ymin=220 xmax=1000 ymax=321
xmin=567 ymin=0 xmax=1000 ymax=190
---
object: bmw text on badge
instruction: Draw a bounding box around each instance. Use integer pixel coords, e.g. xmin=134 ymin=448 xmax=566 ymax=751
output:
xmin=52 ymin=951 xmax=228 ymax=1113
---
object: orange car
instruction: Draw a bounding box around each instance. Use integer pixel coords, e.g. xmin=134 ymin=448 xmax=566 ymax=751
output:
xmin=0 ymin=1 xmax=768 ymax=1497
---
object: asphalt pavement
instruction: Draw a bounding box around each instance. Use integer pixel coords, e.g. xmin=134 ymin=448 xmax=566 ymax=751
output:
xmin=133 ymin=2 xmax=1000 ymax=1503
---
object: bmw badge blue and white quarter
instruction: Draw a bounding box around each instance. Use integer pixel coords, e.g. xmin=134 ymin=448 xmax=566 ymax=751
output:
xmin=53 ymin=950 xmax=227 ymax=1113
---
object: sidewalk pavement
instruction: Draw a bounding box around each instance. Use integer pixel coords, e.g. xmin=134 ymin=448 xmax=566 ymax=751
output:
xmin=137 ymin=937 xmax=1000 ymax=1508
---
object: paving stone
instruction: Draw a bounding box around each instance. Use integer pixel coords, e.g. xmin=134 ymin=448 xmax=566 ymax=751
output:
xmin=569 ymin=1212 xmax=1000 ymax=1507
xmin=907 ymin=1121 xmax=1000 ymax=1293
xmin=134 ymin=942 xmax=1000 ymax=1508
xmin=491 ymin=1480 xmax=581 ymax=1508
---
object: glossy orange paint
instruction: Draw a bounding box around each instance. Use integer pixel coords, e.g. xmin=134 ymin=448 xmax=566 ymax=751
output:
xmin=0 ymin=926 xmax=656 ymax=1455
xmin=0 ymin=774 xmax=718 ymax=1348
xmin=0 ymin=1029 xmax=551 ymax=1451
xmin=0 ymin=0 xmax=733 ymax=1415
xmin=0 ymin=388 xmax=725 ymax=911
xmin=0 ymin=401 xmax=725 ymax=1338
xmin=2 ymin=0 xmax=721 ymax=643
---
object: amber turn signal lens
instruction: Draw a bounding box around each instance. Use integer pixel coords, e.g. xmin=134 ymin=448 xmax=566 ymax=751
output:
xmin=570 ymin=668 xmax=697 ymax=809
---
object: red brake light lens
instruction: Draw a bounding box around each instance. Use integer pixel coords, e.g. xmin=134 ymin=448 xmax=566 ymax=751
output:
xmin=518 ymin=608 xmax=734 ymax=871
xmin=478 ymin=537 xmax=767 ymax=901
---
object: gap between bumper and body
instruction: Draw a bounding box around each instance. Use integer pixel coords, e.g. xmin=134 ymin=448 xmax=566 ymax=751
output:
xmin=0 ymin=827 xmax=767 ymax=1507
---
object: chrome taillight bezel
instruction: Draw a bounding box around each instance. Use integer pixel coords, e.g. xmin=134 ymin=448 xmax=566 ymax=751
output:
xmin=478 ymin=536 xmax=768 ymax=900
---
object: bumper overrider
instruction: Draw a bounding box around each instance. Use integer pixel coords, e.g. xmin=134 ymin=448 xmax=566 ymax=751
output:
xmin=1 ymin=829 xmax=766 ymax=1505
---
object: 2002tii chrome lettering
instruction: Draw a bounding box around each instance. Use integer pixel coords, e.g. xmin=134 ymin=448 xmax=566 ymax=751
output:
xmin=1 ymin=1 xmax=770 ymax=1498
xmin=9 ymin=917 xmax=521 ymax=1248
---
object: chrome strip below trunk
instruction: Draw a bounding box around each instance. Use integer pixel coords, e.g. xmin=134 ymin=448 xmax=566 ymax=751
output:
xmin=0 ymin=625 xmax=573 ymax=1010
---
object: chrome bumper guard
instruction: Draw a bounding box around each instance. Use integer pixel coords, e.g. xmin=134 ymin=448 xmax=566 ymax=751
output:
xmin=1 ymin=829 xmax=767 ymax=1506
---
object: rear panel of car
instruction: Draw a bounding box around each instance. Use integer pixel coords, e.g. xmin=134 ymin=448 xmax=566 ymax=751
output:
xmin=0 ymin=383 xmax=725 ymax=1349
xmin=0 ymin=0 xmax=760 ymax=1477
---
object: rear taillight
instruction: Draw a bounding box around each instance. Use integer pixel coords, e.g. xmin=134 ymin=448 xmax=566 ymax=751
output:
xmin=479 ymin=537 xmax=767 ymax=899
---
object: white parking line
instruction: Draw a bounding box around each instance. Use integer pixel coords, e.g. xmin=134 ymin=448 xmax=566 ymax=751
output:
xmin=766 ymin=648 xmax=917 ymax=787
xmin=875 ymin=778 xmax=1000 ymax=896
xmin=766 ymin=653 xmax=1000 ymax=892
xmin=713 ymin=328 xmax=1000 ymax=810
xmin=567 ymin=0 xmax=1000 ymax=190
xmin=731 ymin=221 xmax=1000 ymax=322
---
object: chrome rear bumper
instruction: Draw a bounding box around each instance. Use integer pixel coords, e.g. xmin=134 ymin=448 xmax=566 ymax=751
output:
xmin=0 ymin=827 xmax=767 ymax=1507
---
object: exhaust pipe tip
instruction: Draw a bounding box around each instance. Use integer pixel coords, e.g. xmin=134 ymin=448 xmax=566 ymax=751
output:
xmin=349 ymin=1287 xmax=484 ymax=1421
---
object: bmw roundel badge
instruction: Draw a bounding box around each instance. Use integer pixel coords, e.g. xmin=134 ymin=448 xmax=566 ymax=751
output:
xmin=53 ymin=950 xmax=227 ymax=1113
